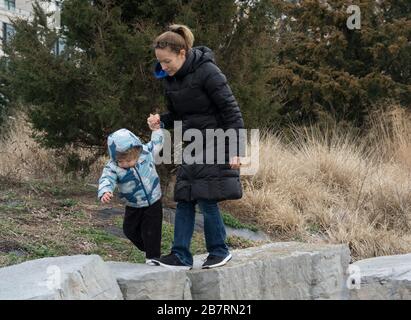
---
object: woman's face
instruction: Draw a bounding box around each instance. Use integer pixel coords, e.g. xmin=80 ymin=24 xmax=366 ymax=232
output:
xmin=155 ymin=48 xmax=186 ymax=77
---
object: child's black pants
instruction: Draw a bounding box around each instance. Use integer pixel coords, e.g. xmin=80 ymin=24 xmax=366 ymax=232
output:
xmin=123 ymin=199 xmax=163 ymax=259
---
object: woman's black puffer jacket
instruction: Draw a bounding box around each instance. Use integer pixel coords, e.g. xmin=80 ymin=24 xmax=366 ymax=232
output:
xmin=156 ymin=46 xmax=245 ymax=202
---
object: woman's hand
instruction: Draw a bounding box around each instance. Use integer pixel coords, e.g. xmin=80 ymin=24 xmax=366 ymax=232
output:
xmin=147 ymin=113 xmax=160 ymax=130
xmin=229 ymin=156 xmax=241 ymax=170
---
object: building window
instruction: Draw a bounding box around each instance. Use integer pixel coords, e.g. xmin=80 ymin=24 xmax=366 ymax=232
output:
xmin=4 ymin=0 xmax=16 ymax=11
xmin=54 ymin=37 xmax=66 ymax=55
xmin=2 ymin=22 xmax=15 ymax=45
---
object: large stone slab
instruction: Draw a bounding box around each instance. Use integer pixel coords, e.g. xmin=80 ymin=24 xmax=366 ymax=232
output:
xmin=349 ymin=254 xmax=411 ymax=300
xmin=0 ymin=255 xmax=123 ymax=300
xmin=107 ymin=262 xmax=192 ymax=300
xmin=188 ymin=242 xmax=351 ymax=300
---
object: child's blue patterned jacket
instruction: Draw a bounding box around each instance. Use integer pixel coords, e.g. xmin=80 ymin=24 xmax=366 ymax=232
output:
xmin=98 ymin=128 xmax=164 ymax=208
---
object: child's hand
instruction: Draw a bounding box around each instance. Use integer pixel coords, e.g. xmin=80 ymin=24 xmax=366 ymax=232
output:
xmin=101 ymin=192 xmax=113 ymax=204
xmin=147 ymin=113 xmax=160 ymax=130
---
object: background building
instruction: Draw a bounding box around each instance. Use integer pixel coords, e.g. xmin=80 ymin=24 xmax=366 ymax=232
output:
xmin=0 ymin=1 xmax=31 ymax=54
xmin=0 ymin=0 xmax=61 ymax=55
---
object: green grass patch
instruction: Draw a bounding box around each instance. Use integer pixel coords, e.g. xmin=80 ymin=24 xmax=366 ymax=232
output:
xmin=25 ymin=180 xmax=95 ymax=198
xmin=0 ymin=204 xmax=26 ymax=212
xmin=0 ymin=191 xmax=18 ymax=200
xmin=56 ymin=199 xmax=78 ymax=208
xmin=22 ymin=243 xmax=62 ymax=259
xmin=0 ymin=253 xmax=27 ymax=267
xmin=77 ymin=227 xmax=121 ymax=244
xmin=0 ymin=240 xmax=69 ymax=267
xmin=227 ymin=235 xmax=258 ymax=249
xmin=113 ymin=215 xmax=123 ymax=229
xmin=160 ymin=222 xmax=175 ymax=254
xmin=0 ymin=218 xmax=24 ymax=237
xmin=221 ymin=211 xmax=259 ymax=232
xmin=75 ymin=226 xmax=146 ymax=263
xmin=160 ymin=222 xmax=206 ymax=256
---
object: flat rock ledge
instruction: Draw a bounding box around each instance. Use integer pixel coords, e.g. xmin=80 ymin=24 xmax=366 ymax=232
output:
xmin=0 ymin=255 xmax=123 ymax=300
xmin=349 ymin=253 xmax=411 ymax=300
xmin=7 ymin=242 xmax=402 ymax=300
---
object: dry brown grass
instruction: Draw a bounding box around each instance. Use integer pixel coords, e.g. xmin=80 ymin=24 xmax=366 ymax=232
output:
xmin=223 ymin=106 xmax=411 ymax=261
xmin=0 ymin=113 xmax=66 ymax=181
xmin=0 ymin=113 xmax=104 ymax=183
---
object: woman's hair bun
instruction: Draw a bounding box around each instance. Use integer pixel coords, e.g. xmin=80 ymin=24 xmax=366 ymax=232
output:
xmin=168 ymin=24 xmax=194 ymax=50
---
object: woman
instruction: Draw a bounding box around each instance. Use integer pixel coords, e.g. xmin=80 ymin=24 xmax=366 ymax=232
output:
xmin=148 ymin=24 xmax=244 ymax=269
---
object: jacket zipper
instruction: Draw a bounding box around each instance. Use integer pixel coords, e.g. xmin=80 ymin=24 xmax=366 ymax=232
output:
xmin=134 ymin=167 xmax=151 ymax=206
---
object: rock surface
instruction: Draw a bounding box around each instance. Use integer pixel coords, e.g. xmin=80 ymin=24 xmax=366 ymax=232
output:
xmin=0 ymin=255 xmax=123 ymax=300
xmin=188 ymin=242 xmax=351 ymax=300
xmin=349 ymin=254 xmax=411 ymax=300
xmin=0 ymin=242 xmax=357 ymax=300
xmin=107 ymin=261 xmax=192 ymax=300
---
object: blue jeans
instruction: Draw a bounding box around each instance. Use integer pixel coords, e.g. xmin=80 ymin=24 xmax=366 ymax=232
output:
xmin=171 ymin=200 xmax=229 ymax=266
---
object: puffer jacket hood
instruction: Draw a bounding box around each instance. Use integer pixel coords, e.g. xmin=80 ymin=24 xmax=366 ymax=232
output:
xmin=154 ymin=46 xmax=215 ymax=79
xmin=107 ymin=128 xmax=142 ymax=162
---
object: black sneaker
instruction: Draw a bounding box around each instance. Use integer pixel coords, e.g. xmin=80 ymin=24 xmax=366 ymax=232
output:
xmin=202 ymin=253 xmax=232 ymax=269
xmin=151 ymin=253 xmax=192 ymax=270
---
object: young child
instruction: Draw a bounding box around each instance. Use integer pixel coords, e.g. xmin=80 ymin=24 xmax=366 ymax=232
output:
xmin=98 ymin=122 xmax=163 ymax=265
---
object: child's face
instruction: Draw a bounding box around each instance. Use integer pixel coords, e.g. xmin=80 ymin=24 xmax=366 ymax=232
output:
xmin=117 ymin=157 xmax=137 ymax=169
